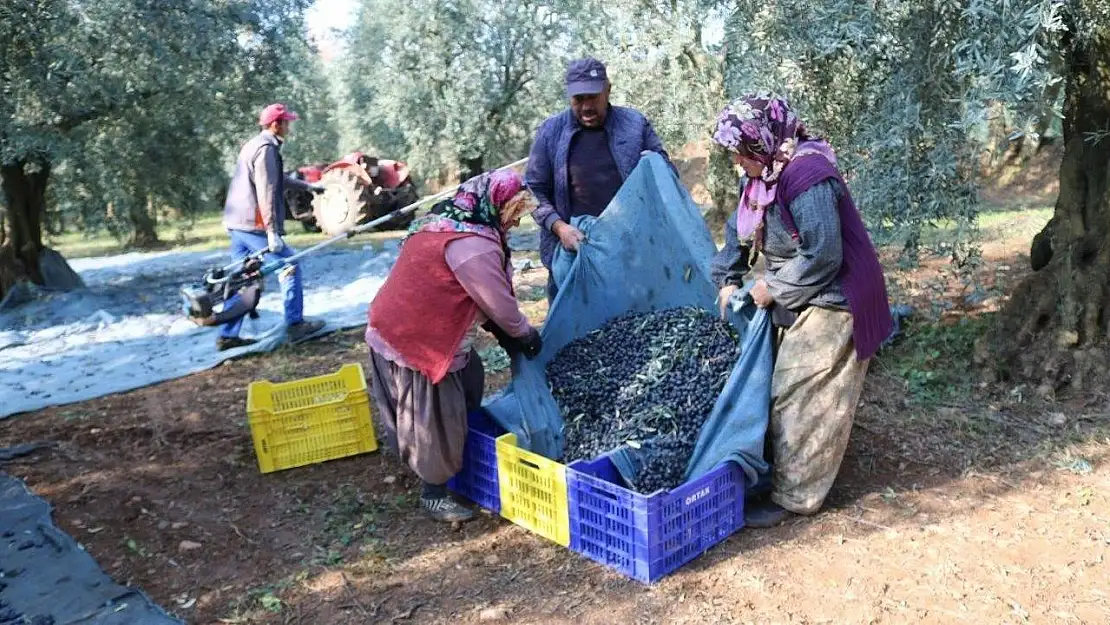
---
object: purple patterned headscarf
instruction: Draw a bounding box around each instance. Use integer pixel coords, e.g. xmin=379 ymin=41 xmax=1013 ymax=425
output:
xmin=712 ymin=94 xmax=834 ymax=246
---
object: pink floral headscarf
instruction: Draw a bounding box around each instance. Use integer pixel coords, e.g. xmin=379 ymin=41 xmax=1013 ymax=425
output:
xmin=452 ymin=169 xmax=525 ymax=219
xmin=712 ymin=94 xmax=835 ymax=249
xmin=407 ymin=169 xmax=526 ymax=239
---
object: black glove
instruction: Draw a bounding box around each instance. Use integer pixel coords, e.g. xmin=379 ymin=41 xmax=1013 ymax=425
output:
xmin=481 ymin=322 xmax=542 ymax=360
xmin=482 ymin=321 xmax=523 ymax=355
xmin=520 ymin=328 xmax=542 ymax=360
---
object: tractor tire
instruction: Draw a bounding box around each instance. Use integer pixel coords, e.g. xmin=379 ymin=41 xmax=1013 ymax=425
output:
xmin=285 ymin=183 xmax=321 ymax=233
xmin=312 ymin=170 xmax=419 ymax=235
xmin=312 ymin=168 xmax=372 ymax=236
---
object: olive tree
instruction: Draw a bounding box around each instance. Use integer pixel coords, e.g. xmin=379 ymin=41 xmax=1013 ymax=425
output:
xmin=342 ymin=0 xmax=589 ymax=183
xmin=722 ymin=0 xmax=1110 ymax=389
xmin=989 ymin=1 xmax=1110 ymax=390
xmin=0 ymin=0 xmax=325 ymax=299
xmin=593 ymin=0 xmax=726 ymax=149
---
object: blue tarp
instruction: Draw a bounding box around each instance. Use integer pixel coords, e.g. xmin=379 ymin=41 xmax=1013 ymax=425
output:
xmin=0 ymin=471 xmax=182 ymax=624
xmin=484 ymin=154 xmax=771 ymax=487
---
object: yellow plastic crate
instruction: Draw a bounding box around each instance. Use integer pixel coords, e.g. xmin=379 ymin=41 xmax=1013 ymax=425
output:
xmin=247 ymin=363 xmax=378 ymax=473
xmin=496 ymin=433 xmax=570 ymax=546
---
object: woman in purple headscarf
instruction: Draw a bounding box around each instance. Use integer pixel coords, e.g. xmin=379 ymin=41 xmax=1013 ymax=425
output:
xmin=710 ymin=94 xmax=892 ymax=527
xmin=366 ymin=169 xmax=542 ymax=523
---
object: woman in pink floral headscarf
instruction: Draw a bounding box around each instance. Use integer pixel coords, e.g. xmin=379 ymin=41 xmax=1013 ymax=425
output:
xmin=710 ymin=94 xmax=891 ymax=527
xmin=365 ymin=168 xmax=541 ymax=524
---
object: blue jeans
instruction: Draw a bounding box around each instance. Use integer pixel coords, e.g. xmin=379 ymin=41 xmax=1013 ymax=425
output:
xmin=220 ymin=230 xmax=303 ymax=338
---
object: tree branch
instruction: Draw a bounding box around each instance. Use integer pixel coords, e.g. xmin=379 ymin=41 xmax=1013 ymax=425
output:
xmin=486 ymin=72 xmax=533 ymax=121
xmin=54 ymin=90 xmax=161 ymax=133
xmin=683 ymin=45 xmax=701 ymax=70
xmin=639 ymin=0 xmax=667 ymax=18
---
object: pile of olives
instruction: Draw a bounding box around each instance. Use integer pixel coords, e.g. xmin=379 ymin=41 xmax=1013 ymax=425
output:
xmin=547 ymin=307 xmax=739 ymax=493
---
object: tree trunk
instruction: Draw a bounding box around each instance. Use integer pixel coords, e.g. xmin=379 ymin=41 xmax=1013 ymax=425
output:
xmin=127 ymin=198 xmax=160 ymax=248
xmin=985 ymin=19 xmax=1110 ymax=393
xmin=1 ymin=159 xmax=50 ymax=295
xmin=459 ymin=155 xmax=484 ymax=183
xmin=0 ymin=158 xmax=83 ymax=300
xmin=706 ymin=148 xmax=738 ymax=231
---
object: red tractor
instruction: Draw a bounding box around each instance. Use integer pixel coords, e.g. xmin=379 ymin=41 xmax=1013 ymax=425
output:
xmin=285 ymin=152 xmax=419 ymax=235
xmin=285 ymin=163 xmax=327 ymax=232
xmin=283 ymin=152 xmax=419 ymax=236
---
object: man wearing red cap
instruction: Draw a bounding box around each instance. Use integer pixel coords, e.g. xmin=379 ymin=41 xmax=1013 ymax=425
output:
xmin=220 ymin=103 xmax=325 ymax=350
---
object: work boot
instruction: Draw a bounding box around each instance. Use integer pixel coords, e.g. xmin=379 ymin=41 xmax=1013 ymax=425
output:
xmin=287 ymin=319 xmax=326 ymax=343
xmin=744 ymin=501 xmax=794 ymax=528
xmin=216 ymin=336 xmax=257 ymax=352
xmin=421 ymin=496 xmax=475 ymax=523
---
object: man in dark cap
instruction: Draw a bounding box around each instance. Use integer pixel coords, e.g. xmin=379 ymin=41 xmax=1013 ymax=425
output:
xmin=526 ymin=57 xmax=675 ymax=300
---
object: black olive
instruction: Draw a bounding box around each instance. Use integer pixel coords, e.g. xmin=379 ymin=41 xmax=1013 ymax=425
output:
xmin=548 ymin=307 xmax=740 ymax=492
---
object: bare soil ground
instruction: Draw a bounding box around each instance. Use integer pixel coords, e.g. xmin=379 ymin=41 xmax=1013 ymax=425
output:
xmin=5 ymin=161 xmax=1110 ymax=624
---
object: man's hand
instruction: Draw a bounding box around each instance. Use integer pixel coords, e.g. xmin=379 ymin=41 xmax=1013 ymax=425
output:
xmin=267 ymin=231 xmax=286 ymax=253
xmin=751 ymin=279 xmax=774 ymax=308
xmin=552 ymin=221 xmax=585 ymax=252
xmin=717 ymin=284 xmax=739 ymax=318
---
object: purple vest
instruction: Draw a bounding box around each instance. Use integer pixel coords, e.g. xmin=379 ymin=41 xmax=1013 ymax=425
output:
xmin=777 ymin=155 xmax=892 ymax=361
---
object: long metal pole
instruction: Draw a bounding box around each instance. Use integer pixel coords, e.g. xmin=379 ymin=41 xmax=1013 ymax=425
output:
xmin=223 ymin=157 xmax=529 ymax=278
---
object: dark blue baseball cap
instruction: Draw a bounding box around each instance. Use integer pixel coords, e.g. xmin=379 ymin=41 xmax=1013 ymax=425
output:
xmin=565 ymin=58 xmax=608 ymax=97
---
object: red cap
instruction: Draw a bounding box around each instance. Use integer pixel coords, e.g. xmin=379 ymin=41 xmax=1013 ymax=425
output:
xmin=258 ymin=103 xmax=299 ymax=127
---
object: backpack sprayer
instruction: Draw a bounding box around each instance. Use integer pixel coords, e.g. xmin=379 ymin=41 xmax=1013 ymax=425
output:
xmin=180 ymin=157 xmax=530 ymax=326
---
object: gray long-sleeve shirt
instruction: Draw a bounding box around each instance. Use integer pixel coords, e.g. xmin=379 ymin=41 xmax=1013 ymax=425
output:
xmin=710 ymin=200 xmax=753 ymax=290
xmin=711 ymin=179 xmax=848 ymax=311
xmin=223 ymin=130 xmax=313 ymax=235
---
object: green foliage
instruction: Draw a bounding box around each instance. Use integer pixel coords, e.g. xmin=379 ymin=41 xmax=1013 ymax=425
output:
xmin=339 ymin=0 xmax=584 ymax=181
xmin=589 ymin=0 xmax=727 ymax=151
xmin=2 ymin=0 xmax=737 ymax=240
xmin=280 ymin=39 xmax=343 ymax=169
xmin=340 ymin=0 xmax=728 ymax=186
xmin=721 ymin=0 xmax=1079 ymax=261
xmin=0 ymin=0 xmax=335 ymax=243
xmin=11 ymin=0 xmax=1089 ymax=255
xmin=880 ymin=317 xmax=988 ymax=405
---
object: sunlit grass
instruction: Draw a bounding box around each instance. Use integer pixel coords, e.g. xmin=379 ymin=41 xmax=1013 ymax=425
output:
xmin=49 ymin=209 xmax=545 ymax=260
xmin=48 ymin=212 xmax=400 ymax=259
xmin=874 ymin=205 xmax=1053 ymax=252
xmin=50 ymin=204 xmax=1048 ymax=262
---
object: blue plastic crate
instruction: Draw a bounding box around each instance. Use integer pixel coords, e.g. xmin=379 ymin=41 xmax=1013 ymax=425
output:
xmin=447 ymin=410 xmax=505 ymax=513
xmin=567 ymin=455 xmax=746 ymax=583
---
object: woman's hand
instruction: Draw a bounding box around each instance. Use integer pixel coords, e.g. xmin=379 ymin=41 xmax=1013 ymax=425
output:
xmin=553 ymin=220 xmax=585 ymax=251
xmin=750 ymin=279 xmax=775 ymax=308
xmin=717 ymin=284 xmax=738 ymax=318
xmin=521 ymin=327 xmax=543 ymax=359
